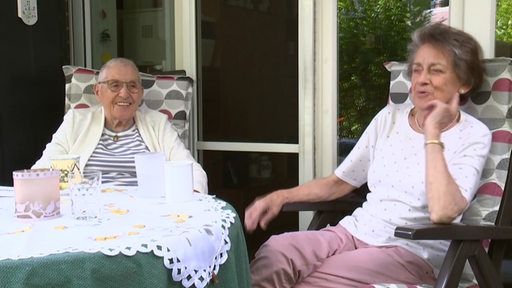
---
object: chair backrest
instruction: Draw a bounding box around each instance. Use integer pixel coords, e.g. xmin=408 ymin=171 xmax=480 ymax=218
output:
xmin=385 ymin=58 xmax=512 ymax=227
xmin=62 ymin=66 xmax=193 ymax=148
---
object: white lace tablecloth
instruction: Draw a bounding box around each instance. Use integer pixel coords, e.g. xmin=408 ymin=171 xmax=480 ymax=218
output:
xmin=0 ymin=187 xmax=236 ymax=288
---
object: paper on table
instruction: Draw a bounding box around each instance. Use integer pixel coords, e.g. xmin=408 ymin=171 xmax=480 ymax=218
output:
xmin=164 ymin=161 xmax=194 ymax=203
xmin=134 ymin=152 xmax=165 ymax=198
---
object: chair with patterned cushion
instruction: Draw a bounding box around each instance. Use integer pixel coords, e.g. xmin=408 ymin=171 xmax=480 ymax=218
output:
xmin=62 ymin=66 xmax=194 ymax=148
xmin=285 ymin=57 xmax=512 ymax=287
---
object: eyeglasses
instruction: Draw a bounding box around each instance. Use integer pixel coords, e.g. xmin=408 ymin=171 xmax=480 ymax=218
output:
xmin=97 ymin=80 xmax=141 ymax=93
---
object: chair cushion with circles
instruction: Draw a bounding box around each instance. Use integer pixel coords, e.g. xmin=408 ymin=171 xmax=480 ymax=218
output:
xmin=62 ymin=65 xmax=193 ymax=147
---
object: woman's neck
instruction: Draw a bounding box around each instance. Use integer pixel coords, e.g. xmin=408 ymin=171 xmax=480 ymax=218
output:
xmin=105 ymin=118 xmax=135 ymax=132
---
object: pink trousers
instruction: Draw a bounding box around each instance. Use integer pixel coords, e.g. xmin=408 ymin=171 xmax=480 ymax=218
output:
xmin=250 ymin=224 xmax=436 ymax=288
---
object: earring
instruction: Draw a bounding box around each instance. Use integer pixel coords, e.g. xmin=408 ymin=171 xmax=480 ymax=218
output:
xmin=458 ymin=89 xmax=466 ymax=94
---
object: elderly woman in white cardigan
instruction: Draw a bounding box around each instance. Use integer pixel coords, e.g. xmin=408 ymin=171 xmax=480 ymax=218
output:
xmin=33 ymin=57 xmax=207 ymax=193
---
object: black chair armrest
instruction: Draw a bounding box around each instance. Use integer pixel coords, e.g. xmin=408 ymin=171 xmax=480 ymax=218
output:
xmin=281 ymin=185 xmax=369 ymax=230
xmin=281 ymin=194 xmax=365 ymax=212
xmin=281 ymin=184 xmax=369 ymax=212
xmin=395 ymin=223 xmax=512 ymax=240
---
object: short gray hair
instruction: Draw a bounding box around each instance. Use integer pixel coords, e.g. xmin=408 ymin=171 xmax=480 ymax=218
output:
xmin=97 ymin=57 xmax=141 ymax=83
xmin=407 ymin=23 xmax=484 ymax=99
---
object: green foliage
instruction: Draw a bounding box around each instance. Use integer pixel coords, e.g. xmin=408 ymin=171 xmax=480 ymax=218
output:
xmin=496 ymin=0 xmax=512 ymax=43
xmin=337 ymin=0 xmax=430 ymax=138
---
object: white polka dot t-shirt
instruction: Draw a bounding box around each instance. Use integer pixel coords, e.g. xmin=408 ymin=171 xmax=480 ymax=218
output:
xmin=336 ymin=103 xmax=491 ymax=279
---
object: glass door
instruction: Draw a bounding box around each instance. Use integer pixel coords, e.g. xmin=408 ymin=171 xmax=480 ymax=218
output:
xmin=72 ymin=0 xmax=176 ymax=71
xmin=196 ymin=0 xmax=301 ymax=259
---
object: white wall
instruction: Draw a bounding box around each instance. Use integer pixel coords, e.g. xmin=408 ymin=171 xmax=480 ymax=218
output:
xmin=450 ymin=0 xmax=496 ymax=58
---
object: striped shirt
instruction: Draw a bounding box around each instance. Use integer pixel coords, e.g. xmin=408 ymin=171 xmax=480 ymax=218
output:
xmin=84 ymin=124 xmax=150 ymax=186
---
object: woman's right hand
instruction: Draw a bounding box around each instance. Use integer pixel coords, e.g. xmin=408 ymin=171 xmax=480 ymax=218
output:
xmin=244 ymin=190 xmax=285 ymax=233
xmin=244 ymin=174 xmax=353 ymax=233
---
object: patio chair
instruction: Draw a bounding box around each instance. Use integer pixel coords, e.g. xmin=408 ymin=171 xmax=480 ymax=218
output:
xmin=284 ymin=57 xmax=512 ymax=287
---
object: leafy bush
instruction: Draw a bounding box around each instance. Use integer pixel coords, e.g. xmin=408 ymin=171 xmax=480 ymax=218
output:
xmin=337 ymin=0 xmax=430 ymax=138
xmin=496 ymin=0 xmax=512 ymax=43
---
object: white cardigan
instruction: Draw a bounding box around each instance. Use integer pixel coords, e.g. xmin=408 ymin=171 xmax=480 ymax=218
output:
xmin=32 ymin=106 xmax=208 ymax=193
